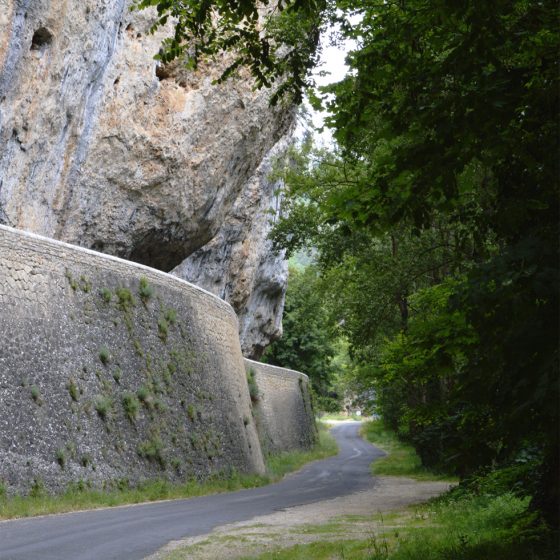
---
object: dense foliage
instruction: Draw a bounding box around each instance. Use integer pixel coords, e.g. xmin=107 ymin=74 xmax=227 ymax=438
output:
xmin=276 ymin=0 xmax=559 ymax=528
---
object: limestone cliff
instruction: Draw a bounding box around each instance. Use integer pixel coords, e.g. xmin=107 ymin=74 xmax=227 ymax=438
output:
xmin=0 ymin=0 xmax=293 ymax=355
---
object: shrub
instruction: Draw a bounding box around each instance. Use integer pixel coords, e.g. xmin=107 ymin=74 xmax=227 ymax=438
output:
xmin=99 ymin=347 xmax=110 ymax=365
xmin=138 ymin=277 xmax=154 ymax=301
xmin=122 ymin=392 xmax=140 ymax=422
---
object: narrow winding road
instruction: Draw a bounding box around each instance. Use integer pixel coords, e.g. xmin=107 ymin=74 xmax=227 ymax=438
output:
xmin=0 ymin=422 xmax=384 ymax=560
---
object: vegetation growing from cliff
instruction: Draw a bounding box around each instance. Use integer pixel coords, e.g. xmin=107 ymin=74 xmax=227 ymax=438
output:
xmin=132 ymin=0 xmax=329 ymax=103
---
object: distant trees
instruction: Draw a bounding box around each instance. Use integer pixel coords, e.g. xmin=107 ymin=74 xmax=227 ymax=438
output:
xmin=262 ymin=265 xmax=341 ymax=412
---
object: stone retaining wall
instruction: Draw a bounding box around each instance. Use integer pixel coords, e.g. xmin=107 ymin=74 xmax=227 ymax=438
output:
xmin=0 ymin=225 xmax=265 ymax=494
xmin=245 ymin=359 xmax=317 ymax=455
xmin=0 ymin=225 xmax=317 ymax=495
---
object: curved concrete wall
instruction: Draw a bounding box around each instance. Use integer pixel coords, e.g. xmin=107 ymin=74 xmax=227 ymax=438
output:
xmin=0 ymin=225 xmax=265 ymax=494
xmin=245 ymin=359 xmax=317 ymax=455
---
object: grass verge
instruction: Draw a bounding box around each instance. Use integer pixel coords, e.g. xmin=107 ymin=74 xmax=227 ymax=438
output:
xmin=235 ymin=491 xmax=553 ymax=560
xmin=228 ymin=421 xmax=554 ymax=560
xmin=362 ymin=419 xmax=456 ymax=481
xmin=319 ymin=412 xmax=363 ymax=422
xmin=0 ymin=423 xmax=337 ymax=520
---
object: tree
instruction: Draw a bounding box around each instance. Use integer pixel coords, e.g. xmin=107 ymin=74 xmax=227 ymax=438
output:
xmin=275 ymin=0 xmax=558 ymax=524
xmin=132 ymin=0 xmax=330 ymax=103
xmin=138 ymin=0 xmax=559 ymax=526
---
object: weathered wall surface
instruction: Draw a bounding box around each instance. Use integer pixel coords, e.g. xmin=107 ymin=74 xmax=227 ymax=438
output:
xmin=0 ymin=0 xmax=294 ymax=356
xmin=0 ymin=225 xmax=265 ymax=494
xmin=245 ymin=359 xmax=317 ymax=455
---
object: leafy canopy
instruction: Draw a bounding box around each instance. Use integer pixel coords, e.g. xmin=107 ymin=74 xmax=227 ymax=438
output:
xmin=132 ymin=0 xmax=331 ymax=103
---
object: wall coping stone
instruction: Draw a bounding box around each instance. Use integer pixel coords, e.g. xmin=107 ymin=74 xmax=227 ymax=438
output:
xmin=0 ymin=224 xmax=237 ymax=322
xmin=244 ymin=358 xmax=309 ymax=382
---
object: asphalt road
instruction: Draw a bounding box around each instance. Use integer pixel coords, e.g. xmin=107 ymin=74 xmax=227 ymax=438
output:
xmin=0 ymin=422 xmax=384 ymax=560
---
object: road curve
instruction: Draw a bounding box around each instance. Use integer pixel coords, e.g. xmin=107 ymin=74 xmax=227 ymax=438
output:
xmin=0 ymin=422 xmax=384 ymax=560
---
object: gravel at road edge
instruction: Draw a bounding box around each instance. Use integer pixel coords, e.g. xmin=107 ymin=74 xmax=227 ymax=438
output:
xmin=148 ymin=476 xmax=453 ymax=559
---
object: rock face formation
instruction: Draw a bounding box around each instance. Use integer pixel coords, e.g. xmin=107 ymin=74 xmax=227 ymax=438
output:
xmin=173 ymin=139 xmax=289 ymax=358
xmin=0 ymin=0 xmax=293 ymax=355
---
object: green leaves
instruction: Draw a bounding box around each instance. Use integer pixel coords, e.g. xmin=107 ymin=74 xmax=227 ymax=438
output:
xmin=132 ymin=0 xmax=329 ymax=103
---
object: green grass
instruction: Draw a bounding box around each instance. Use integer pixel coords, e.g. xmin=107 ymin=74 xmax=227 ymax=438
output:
xmin=237 ymin=540 xmax=375 ymax=560
xmin=0 ymin=423 xmax=337 ymax=520
xmin=234 ymin=492 xmax=553 ymax=560
xmin=319 ymin=412 xmax=363 ymax=421
xmin=226 ymin=422 xmax=554 ymax=560
xmin=362 ymin=420 xmax=455 ymax=481
xmin=266 ymin=423 xmax=338 ymax=480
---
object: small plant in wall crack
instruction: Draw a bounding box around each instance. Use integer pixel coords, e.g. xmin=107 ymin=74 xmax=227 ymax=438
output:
xmin=100 ymin=287 xmax=112 ymax=303
xmin=67 ymin=378 xmax=79 ymax=401
xmin=112 ymin=368 xmax=122 ymax=384
xmin=157 ymin=317 xmax=169 ymax=342
xmin=164 ymin=308 xmax=177 ymax=324
xmin=137 ymin=435 xmax=165 ymax=467
xmin=94 ymin=395 xmax=112 ymax=420
xmin=122 ymin=392 xmax=140 ymax=422
xmin=247 ymin=368 xmax=259 ymax=402
xmin=187 ymin=404 xmax=197 ymax=422
xmin=99 ymin=346 xmax=110 ymax=365
xmin=65 ymin=269 xmax=78 ymax=291
xmin=115 ymin=287 xmax=135 ymax=311
xmin=137 ymin=385 xmax=154 ymax=409
xmin=55 ymin=448 xmax=66 ymax=469
xmin=30 ymin=385 xmax=42 ymax=405
xmin=79 ymin=275 xmax=92 ymax=293
xmin=138 ymin=276 xmax=154 ymax=302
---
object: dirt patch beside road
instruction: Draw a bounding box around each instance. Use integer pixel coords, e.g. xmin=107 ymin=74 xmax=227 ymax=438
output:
xmin=150 ymin=476 xmax=452 ymax=560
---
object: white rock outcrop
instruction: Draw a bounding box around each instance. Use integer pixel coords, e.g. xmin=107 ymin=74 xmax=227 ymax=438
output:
xmin=0 ymin=0 xmax=294 ymax=354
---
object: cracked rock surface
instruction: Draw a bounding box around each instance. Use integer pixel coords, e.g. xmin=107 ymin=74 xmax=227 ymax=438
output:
xmin=0 ymin=0 xmax=294 ymax=354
